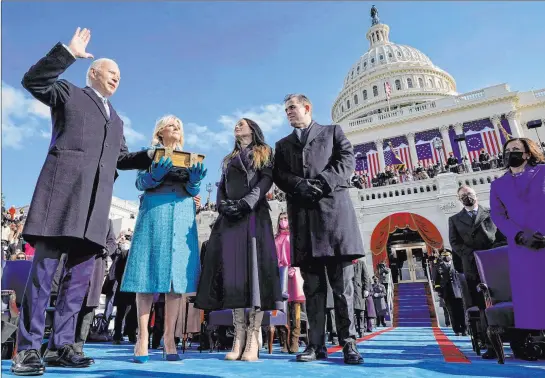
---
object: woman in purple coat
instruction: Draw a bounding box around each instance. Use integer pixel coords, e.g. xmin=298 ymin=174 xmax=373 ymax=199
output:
xmin=195 ymin=118 xmax=282 ymax=362
xmin=489 ymin=137 xmax=545 ymax=330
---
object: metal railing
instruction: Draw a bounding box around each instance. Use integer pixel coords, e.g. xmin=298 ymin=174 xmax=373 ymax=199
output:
xmin=386 ymin=273 xmax=394 ymax=324
xmin=425 ymin=261 xmax=440 ymax=327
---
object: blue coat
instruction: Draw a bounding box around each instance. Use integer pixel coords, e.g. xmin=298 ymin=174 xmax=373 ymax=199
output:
xmin=490 ymin=164 xmax=545 ymax=330
xmin=120 ymin=147 xmax=201 ymax=294
xmin=20 ymin=43 xmax=151 ymax=250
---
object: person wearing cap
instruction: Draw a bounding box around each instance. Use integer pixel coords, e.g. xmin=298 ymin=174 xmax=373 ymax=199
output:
xmin=195 ymin=118 xmax=283 ymax=362
xmin=433 ymin=250 xmax=467 ymax=336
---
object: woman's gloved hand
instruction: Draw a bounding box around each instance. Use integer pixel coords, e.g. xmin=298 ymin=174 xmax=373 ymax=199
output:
xmin=188 ymin=162 xmax=207 ymax=184
xmin=516 ymin=230 xmax=545 ymax=250
xmin=151 ymin=157 xmax=173 ymax=182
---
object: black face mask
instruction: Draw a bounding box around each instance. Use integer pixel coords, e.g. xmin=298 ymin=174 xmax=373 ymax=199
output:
xmin=505 ymin=151 xmax=526 ymax=168
xmin=461 ymin=195 xmax=475 ymax=207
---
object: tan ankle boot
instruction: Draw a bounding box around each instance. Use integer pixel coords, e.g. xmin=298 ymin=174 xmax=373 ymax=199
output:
xmin=225 ymin=309 xmax=247 ymax=361
xmin=241 ymin=309 xmax=264 ymax=362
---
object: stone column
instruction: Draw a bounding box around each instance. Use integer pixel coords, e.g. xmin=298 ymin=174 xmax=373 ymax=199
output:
xmin=375 ymin=138 xmax=386 ymax=171
xmin=439 ymin=125 xmax=453 ymax=156
xmin=454 ymin=122 xmax=472 ymax=173
xmin=489 ymin=114 xmax=503 ymax=148
xmin=406 ymin=132 xmax=419 ymax=167
xmin=506 ymin=111 xmax=524 ymax=138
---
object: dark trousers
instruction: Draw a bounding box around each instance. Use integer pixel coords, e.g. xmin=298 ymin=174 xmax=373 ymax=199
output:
xmin=113 ymin=302 xmax=137 ymax=341
xmin=301 ymin=261 xmax=357 ymax=347
xmin=17 ymin=240 xmax=96 ymax=351
xmin=445 ymin=296 xmax=466 ymax=334
xmin=354 ymin=309 xmax=364 ymax=336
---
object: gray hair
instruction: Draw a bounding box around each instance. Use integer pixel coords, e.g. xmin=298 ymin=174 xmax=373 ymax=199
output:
xmin=283 ymin=93 xmax=312 ymax=108
xmin=86 ymin=58 xmax=118 ymax=87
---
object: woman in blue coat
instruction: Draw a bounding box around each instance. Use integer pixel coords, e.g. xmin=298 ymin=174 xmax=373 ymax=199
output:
xmin=121 ymin=115 xmax=207 ymax=363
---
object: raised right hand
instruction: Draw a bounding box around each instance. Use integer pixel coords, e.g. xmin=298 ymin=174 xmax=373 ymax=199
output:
xmin=150 ymin=156 xmax=173 ymax=182
xmin=68 ymin=27 xmax=94 ymax=59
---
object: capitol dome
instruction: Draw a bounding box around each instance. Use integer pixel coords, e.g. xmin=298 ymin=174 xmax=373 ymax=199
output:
xmin=332 ymin=10 xmax=457 ymax=123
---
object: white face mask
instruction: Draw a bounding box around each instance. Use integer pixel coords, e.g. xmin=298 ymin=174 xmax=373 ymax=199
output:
xmin=120 ymin=242 xmax=131 ymax=251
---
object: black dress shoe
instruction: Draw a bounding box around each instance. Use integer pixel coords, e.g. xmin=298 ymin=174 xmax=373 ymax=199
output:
xmin=42 ymin=349 xmax=59 ymax=364
xmin=482 ymin=349 xmax=498 ymax=359
xmin=343 ymin=342 xmax=364 ymax=365
xmin=46 ymin=345 xmax=92 ymax=368
xmin=75 ymin=351 xmax=95 ymax=365
xmin=10 ymin=349 xmax=45 ymax=376
xmin=296 ymin=345 xmax=328 ymax=362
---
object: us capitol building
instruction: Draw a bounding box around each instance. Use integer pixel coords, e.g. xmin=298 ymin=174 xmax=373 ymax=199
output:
xmin=110 ymin=7 xmax=544 ymax=280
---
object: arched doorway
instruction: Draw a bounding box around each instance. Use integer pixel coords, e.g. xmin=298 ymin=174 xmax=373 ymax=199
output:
xmin=370 ymin=213 xmax=444 ymax=282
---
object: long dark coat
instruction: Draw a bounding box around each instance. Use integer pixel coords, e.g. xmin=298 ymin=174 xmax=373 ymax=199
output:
xmin=194 ymin=152 xmax=283 ymax=311
xmin=21 ymin=43 xmax=151 ymax=250
xmin=273 ymin=122 xmax=364 ymax=267
xmin=433 ymin=261 xmax=463 ymax=300
xmin=353 ymin=260 xmax=372 ymax=311
xmin=86 ymin=220 xmax=117 ymax=307
xmin=448 ymin=206 xmax=497 ymax=279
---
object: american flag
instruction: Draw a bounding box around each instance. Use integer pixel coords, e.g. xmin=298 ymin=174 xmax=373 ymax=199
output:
xmin=416 ymin=140 xmax=441 ymax=167
xmin=354 ymin=143 xmax=380 ymax=186
xmin=384 ymin=143 xmax=412 ymax=169
xmin=463 ymin=119 xmax=502 ymax=159
xmin=384 ymin=82 xmax=392 ymax=100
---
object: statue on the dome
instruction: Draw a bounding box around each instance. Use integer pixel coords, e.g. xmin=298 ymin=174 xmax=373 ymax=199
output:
xmin=371 ymin=5 xmax=380 ymax=25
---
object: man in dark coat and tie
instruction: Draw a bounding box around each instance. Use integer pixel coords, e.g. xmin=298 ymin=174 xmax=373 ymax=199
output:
xmin=448 ymin=185 xmax=504 ymax=359
xmin=11 ymin=28 xmax=152 ymax=376
xmin=273 ymin=93 xmax=364 ymax=365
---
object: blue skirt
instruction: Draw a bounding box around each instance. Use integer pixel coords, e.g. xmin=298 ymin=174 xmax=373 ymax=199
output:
xmin=120 ymin=190 xmax=200 ymax=294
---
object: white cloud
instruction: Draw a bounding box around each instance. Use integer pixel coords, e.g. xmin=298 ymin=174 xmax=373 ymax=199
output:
xmin=117 ymin=112 xmax=146 ymax=146
xmin=1 ymin=81 xmax=51 ymax=149
xmin=185 ymin=122 xmax=233 ymax=150
xmin=218 ymin=104 xmax=286 ymax=134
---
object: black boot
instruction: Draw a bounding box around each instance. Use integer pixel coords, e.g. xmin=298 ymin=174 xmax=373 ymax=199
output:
xmin=343 ymin=342 xmax=364 ymax=365
xmin=11 ymin=349 xmax=45 ymax=376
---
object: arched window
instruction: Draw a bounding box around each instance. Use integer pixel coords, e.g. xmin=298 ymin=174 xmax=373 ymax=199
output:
xmin=380 ymin=54 xmax=384 ymax=60
xmin=397 ymin=51 xmax=402 ymax=58
xmin=373 ymin=85 xmax=378 ymax=97
xmin=347 ymin=100 xmax=350 ymax=109
xmin=407 ymin=78 xmax=413 ymax=88
xmin=351 ymin=71 xmax=354 ymax=79
xmin=395 ymin=79 xmax=401 ymax=90
xmin=363 ymin=90 xmax=368 ymax=100
xmin=388 ymin=52 xmax=393 ymax=58
xmin=418 ymin=78 xmax=424 ymax=88
xmin=376 ymin=31 xmax=380 ymax=41
xmin=371 ymin=58 xmax=375 ymax=64
xmin=428 ymin=78 xmax=433 ymax=87
xmin=354 ymin=94 xmax=359 ymax=105
xmin=356 ymin=66 xmax=360 ymax=73
xmin=341 ymin=105 xmax=344 ymax=112
xmin=364 ymin=61 xmax=367 ymax=68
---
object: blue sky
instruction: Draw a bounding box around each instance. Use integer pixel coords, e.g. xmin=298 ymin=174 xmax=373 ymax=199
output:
xmin=2 ymin=1 xmax=545 ymax=208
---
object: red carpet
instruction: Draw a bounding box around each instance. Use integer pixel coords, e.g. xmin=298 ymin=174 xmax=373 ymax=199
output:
xmin=432 ymin=327 xmax=471 ymax=363
xmin=327 ymin=326 xmax=395 ymax=354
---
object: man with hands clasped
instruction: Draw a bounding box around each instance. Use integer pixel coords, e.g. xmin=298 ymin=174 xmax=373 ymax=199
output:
xmin=12 ymin=28 xmax=153 ymax=376
xmin=273 ymin=93 xmax=365 ymax=365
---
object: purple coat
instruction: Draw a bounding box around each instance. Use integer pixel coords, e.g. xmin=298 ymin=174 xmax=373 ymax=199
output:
xmin=490 ymin=164 xmax=545 ymax=330
xmin=194 ymin=151 xmax=283 ymax=311
xmin=21 ymin=43 xmax=151 ymax=250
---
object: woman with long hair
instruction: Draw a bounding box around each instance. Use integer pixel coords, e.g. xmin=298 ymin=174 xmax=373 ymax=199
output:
xmin=195 ymin=118 xmax=282 ymax=362
xmin=121 ymin=115 xmax=207 ymax=363
xmin=490 ymin=137 xmax=545 ymax=331
xmin=274 ymin=212 xmax=305 ymax=353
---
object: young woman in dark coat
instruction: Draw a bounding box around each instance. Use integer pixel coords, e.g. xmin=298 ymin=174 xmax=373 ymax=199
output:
xmin=195 ymin=118 xmax=283 ymax=362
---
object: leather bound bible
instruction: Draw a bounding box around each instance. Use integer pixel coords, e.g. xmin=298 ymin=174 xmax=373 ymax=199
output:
xmin=152 ymin=148 xmax=205 ymax=168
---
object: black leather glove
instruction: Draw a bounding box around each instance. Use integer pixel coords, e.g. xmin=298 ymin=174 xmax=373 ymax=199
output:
xmin=295 ymin=179 xmax=323 ymax=202
xmin=515 ymin=230 xmax=545 ymax=250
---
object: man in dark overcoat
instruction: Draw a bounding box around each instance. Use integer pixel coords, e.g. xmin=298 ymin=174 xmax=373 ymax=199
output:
xmin=433 ymin=251 xmax=467 ymax=336
xmin=43 ymin=219 xmax=117 ymax=362
xmin=11 ymin=28 xmax=152 ymax=376
xmin=448 ymin=185 xmax=504 ymax=359
xmin=353 ymin=258 xmax=371 ymax=338
xmin=273 ymin=93 xmax=364 ymax=364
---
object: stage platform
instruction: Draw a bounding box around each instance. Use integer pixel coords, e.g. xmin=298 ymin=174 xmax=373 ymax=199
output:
xmin=2 ymin=327 xmax=544 ymax=377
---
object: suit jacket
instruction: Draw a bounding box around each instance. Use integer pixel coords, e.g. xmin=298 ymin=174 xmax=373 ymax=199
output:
xmin=448 ymin=206 xmax=497 ymax=279
xmin=273 ymin=121 xmax=364 ymax=267
xmin=21 ymin=43 xmax=151 ymax=249
xmin=353 ymin=260 xmax=372 ymax=311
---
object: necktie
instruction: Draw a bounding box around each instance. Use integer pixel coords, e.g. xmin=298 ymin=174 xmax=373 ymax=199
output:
xmin=102 ymin=98 xmax=110 ymax=119
xmin=469 ymin=210 xmax=476 ymax=218
xmin=295 ymin=128 xmax=303 ymax=142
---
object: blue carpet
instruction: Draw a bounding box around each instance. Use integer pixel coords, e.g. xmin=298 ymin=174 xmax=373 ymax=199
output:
xmin=396 ymin=283 xmax=433 ymax=327
xmin=3 ymin=327 xmax=544 ymax=377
